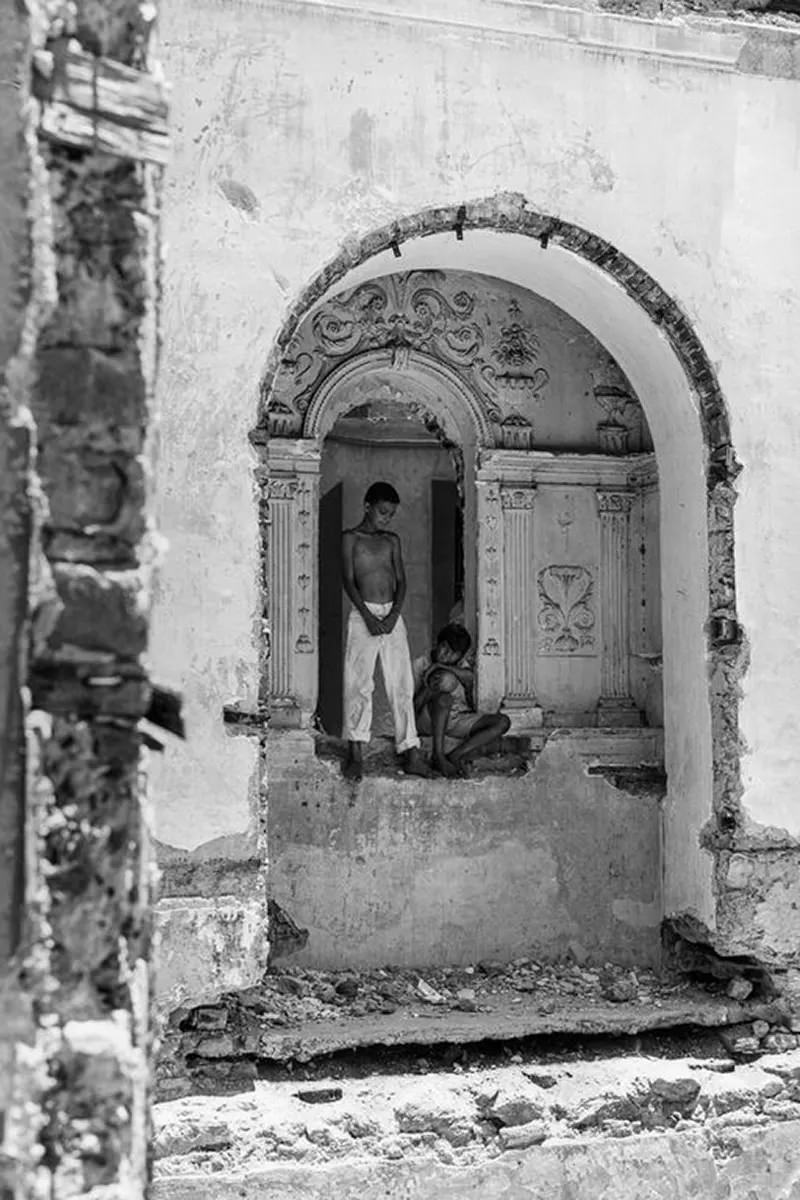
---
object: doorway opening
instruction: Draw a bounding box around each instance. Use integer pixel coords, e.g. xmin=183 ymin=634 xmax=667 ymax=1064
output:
xmin=317 ymin=396 xmax=464 ymax=740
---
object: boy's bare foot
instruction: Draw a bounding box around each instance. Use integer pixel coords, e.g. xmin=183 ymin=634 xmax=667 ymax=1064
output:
xmin=343 ymin=743 xmax=363 ymax=782
xmin=402 ymin=748 xmax=434 ymax=778
xmin=433 ymin=754 xmax=459 ymax=778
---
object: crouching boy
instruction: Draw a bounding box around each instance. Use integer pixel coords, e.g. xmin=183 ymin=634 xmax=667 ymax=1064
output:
xmin=413 ymin=623 xmax=510 ymax=777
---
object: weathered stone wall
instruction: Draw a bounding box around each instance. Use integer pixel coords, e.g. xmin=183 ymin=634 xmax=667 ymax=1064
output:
xmin=268 ymin=735 xmax=663 ymax=970
xmin=0 ymin=0 xmax=167 ymax=1193
xmin=152 ymin=0 xmax=800 ymax=986
xmin=0 ymin=0 xmax=32 ymax=970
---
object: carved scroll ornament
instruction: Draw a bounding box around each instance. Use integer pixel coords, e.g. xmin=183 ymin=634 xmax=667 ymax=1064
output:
xmin=266 ymin=274 xmax=553 ymax=439
xmin=536 ymin=565 xmax=596 ymax=655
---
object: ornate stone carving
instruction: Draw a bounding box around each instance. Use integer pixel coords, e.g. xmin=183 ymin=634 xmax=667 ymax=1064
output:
xmin=491 ymin=300 xmax=550 ymax=404
xmin=294 ymin=479 xmax=314 ymax=654
xmin=596 ymin=489 xmax=634 ymax=514
xmin=266 ymin=401 xmax=303 ymax=439
xmin=592 ymin=365 xmax=642 ymax=455
xmin=290 ymin=272 xmax=485 ymax=405
xmin=500 ymin=487 xmax=536 ymax=510
xmin=266 ymin=275 xmax=553 ymax=441
xmin=477 ymin=480 xmax=504 ymax=660
xmin=267 ymin=477 xmax=298 ymax=500
xmin=498 ymin=413 xmax=535 ymax=450
xmin=536 ymin=565 xmax=596 ymax=656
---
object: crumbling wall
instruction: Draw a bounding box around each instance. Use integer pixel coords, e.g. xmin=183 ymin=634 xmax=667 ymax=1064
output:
xmin=153 ymin=0 xmax=800 ymax=984
xmin=0 ymin=0 xmax=167 ymax=1194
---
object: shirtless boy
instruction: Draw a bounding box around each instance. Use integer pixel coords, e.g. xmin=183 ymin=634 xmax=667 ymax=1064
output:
xmin=341 ymin=482 xmax=431 ymax=782
xmin=413 ymin=623 xmax=511 ymax=777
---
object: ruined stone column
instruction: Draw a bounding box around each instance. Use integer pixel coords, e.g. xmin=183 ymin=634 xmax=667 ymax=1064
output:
xmin=267 ymin=478 xmax=297 ymax=702
xmin=596 ymin=489 xmax=639 ymax=725
xmin=291 ymin=464 xmax=320 ymax=719
xmin=501 ymin=485 xmax=537 ymax=704
xmin=475 ymin=476 xmax=505 ymax=711
xmin=265 ymin=442 xmax=321 ymax=726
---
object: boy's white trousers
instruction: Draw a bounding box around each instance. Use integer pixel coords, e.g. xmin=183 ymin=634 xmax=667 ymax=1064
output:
xmin=342 ymin=602 xmax=420 ymax=752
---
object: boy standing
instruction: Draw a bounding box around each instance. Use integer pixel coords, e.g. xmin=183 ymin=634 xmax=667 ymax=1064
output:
xmin=413 ymin=623 xmax=511 ymax=777
xmin=341 ymin=482 xmax=431 ymax=781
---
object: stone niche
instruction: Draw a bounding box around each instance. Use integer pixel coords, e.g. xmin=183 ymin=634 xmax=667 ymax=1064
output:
xmin=259 ymin=270 xmax=664 ymax=969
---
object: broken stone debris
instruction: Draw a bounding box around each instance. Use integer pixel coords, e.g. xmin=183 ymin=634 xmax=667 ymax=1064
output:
xmin=152 ymin=1049 xmax=800 ymax=1176
xmin=158 ymin=957 xmax=799 ymax=1100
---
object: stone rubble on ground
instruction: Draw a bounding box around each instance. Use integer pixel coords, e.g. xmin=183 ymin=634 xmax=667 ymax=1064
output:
xmin=152 ymin=1048 xmax=800 ymax=1176
xmin=157 ymin=956 xmax=798 ymax=1098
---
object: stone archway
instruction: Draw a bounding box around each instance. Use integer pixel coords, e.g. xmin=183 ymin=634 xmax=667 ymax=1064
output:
xmin=255 ymin=198 xmax=743 ymax=948
xmin=261 ymin=343 xmax=485 ymax=729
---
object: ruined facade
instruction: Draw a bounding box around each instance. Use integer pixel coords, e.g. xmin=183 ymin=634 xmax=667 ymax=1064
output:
xmin=152 ymin=0 xmax=800 ymax=1004
xmin=4 ymin=0 xmax=800 ymax=1195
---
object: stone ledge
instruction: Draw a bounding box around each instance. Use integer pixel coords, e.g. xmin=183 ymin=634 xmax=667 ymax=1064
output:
xmin=253 ymin=991 xmax=782 ymax=1063
xmin=185 ymin=0 xmax=800 ymax=76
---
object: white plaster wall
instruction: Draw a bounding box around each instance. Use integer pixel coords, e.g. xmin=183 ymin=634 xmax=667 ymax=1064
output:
xmin=154 ymin=0 xmax=800 ymax=866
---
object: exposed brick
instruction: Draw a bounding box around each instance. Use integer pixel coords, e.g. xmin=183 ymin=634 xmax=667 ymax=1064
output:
xmin=49 ymin=564 xmax=148 ymax=657
xmin=35 ymin=348 xmax=146 ymax=434
xmin=30 ymin=662 xmax=151 ymax=720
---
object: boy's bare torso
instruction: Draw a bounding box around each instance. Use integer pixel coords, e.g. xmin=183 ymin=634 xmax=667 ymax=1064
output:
xmin=344 ymin=527 xmax=398 ymax=603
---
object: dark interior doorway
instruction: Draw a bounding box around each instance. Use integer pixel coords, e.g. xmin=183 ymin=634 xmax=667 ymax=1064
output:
xmin=315 ymin=404 xmax=463 ymax=739
xmin=431 ymin=478 xmax=463 ymax=640
xmin=317 ymin=481 xmax=344 ymax=736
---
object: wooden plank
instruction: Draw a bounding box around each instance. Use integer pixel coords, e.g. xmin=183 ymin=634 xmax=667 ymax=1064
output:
xmin=39 ymin=100 xmax=169 ymax=164
xmin=33 ymin=45 xmax=169 ymax=161
xmin=34 ymin=46 xmax=168 ymax=131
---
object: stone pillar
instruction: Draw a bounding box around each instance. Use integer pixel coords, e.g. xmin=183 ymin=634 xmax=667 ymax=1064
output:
xmin=475 ymin=476 xmax=505 ymax=711
xmin=596 ymin=489 xmax=639 ymax=725
xmin=292 ymin=467 xmax=320 ymax=717
xmin=267 ymin=478 xmax=297 ymax=701
xmin=266 ymin=442 xmax=321 ymax=725
xmin=501 ymin=485 xmax=537 ymax=704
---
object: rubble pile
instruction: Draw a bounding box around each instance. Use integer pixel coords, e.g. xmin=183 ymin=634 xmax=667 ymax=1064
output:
xmin=173 ymin=958 xmax=685 ymax=1031
xmin=152 ymin=1050 xmax=800 ymax=1176
xmin=157 ymin=958 xmax=799 ymax=1100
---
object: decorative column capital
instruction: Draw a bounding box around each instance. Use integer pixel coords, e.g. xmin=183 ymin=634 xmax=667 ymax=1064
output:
xmin=596 ymin=488 xmax=633 ymax=515
xmin=267 ymin=477 xmax=298 ymax=500
xmin=500 ymin=485 xmax=537 ymax=510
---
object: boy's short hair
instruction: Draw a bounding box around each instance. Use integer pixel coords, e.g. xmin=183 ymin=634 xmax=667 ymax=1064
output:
xmin=437 ymin=622 xmax=472 ymax=657
xmin=364 ymin=481 xmax=400 ymax=506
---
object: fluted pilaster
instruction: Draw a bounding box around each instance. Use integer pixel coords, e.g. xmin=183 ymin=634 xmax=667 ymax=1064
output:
xmin=596 ymin=489 xmax=639 ymax=725
xmin=501 ymin=486 xmax=537 ymax=702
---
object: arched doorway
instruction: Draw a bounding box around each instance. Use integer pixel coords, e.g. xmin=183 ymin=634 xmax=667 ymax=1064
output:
xmin=317 ymin=401 xmax=467 ymax=741
xmin=256 ymin=207 xmax=740 ymax=965
xmin=263 ymin=268 xmax=662 ymax=735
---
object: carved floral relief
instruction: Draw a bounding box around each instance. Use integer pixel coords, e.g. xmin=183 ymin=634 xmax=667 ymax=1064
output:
xmin=536 ymin=565 xmax=596 ymax=656
xmin=491 ymin=299 xmax=550 ymax=407
xmin=267 ymin=272 xmax=554 ymax=440
xmin=592 ymin=363 xmax=642 ymax=454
